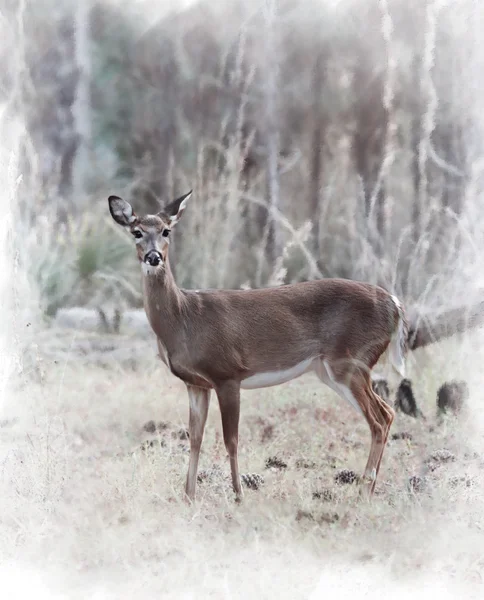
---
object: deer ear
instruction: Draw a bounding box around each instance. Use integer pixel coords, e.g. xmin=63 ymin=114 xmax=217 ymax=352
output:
xmin=160 ymin=190 xmax=192 ymax=227
xmin=108 ymin=195 xmax=137 ymax=227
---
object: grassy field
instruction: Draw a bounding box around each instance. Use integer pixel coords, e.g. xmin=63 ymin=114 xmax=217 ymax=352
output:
xmin=1 ymin=326 xmax=484 ymax=598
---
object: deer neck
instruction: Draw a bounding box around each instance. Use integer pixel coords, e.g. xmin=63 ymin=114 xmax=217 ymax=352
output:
xmin=141 ymin=258 xmax=185 ymax=347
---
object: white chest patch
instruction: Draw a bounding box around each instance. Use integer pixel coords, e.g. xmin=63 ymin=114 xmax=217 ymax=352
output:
xmin=241 ymin=358 xmax=314 ymax=390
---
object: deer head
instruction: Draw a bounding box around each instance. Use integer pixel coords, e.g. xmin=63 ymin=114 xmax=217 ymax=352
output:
xmin=108 ymin=191 xmax=192 ymax=275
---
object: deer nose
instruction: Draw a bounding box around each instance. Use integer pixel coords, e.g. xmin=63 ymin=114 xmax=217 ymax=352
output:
xmin=145 ymin=251 xmax=162 ymax=266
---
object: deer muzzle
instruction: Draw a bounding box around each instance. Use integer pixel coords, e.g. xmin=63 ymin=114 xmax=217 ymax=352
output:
xmin=144 ymin=250 xmax=162 ymax=267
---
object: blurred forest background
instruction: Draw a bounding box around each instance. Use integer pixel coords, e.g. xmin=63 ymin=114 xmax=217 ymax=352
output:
xmin=2 ymin=0 xmax=484 ymax=324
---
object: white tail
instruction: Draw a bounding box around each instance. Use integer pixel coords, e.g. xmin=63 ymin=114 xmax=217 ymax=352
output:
xmin=389 ymin=295 xmax=408 ymax=378
xmin=108 ymin=191 xmax=409 ymax=501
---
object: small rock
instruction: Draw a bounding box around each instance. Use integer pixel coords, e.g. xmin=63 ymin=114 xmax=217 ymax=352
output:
xmin=318 ymin=512 xmax=339 ymax=525
xmin=296 ymin=509 xmax=314 ymax=522
xmin=423 ymin=449 xmax=456 ymax=473
xmin=197 ymin=465 xmax=225 ymax=484
xmin=428 ymin=448 xmax=456 ymax=464
xmin=265 ymin=456 xmax=287 ymax=470
xmin=197 ymin=471 xmax=210 ymax=483
xmin=448 ymin=475 xmax=474 ymax=489
xmin=142 ymin=420 xmax=169 ymax=434
xmin=241 ymin=473 xmax=264 ymax=490
xmin=312 ymin=489 xmax=334 ymax=502
xmin=425 ymin=462 xmax=440 ymax=473
xmin=140 ymin=439 xmax=166 ymax=451
xmin=464 ymin=451 xmax=481 ymax=461
xmin=295 ymin=458 xmax=317 ymax=469
xmin=334 ymin=469 xmax=359 ymax=485
xmin=437 ymin=380 xmax=469 ymax=416
xmin=408 ymin=475 xmax=426 ymax=493
xmin=172 ymin=428 xmax=189 ymax=441
xmin=395 ymin=379 xmax=423 ymax=418
xmin=391 ymin=432 xmax=413 ymax=441
xmin=143 ymin=420 xmax=157 ymax=434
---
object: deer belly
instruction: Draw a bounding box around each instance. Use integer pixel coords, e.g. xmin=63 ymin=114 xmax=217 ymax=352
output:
xmin=241 ymin=358 xmax=314 ymax=390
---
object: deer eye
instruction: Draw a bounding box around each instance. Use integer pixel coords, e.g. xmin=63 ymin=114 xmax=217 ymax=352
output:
xmin=132 ymin=230 xmax=143 ymax=239
xmin=162 ymin=229 xmax=170 ymax=238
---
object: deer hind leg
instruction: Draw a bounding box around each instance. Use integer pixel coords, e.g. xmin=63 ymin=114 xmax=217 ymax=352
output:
xmin=349 ymin=372 xmax=394 ymax=496
xmin=216 ymin=380 xmax=243 ymax=502
xmin=314 ymin=359 xmax=394 ymax=496
xmin=185 ymin=385 xmax=211 ymax=502
xmin=371 ymin=388 xmax=394 ymax=488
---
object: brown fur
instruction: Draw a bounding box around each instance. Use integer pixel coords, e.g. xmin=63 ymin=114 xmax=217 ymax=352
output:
xmin=143 ymin=265 xmax=398 ymax=389
xmin=108 ymin=192 xmax=407 ymax=502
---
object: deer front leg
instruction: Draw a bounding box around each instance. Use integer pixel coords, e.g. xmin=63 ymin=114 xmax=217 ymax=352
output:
xmin=185 ymin=385 xmax=211 ymax=502
xmin=216 ymin=380 xmax=243 ymax=502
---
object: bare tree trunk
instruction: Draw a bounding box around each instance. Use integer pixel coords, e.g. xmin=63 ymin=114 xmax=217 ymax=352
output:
xmin=375 ymin=185 xmax=386 ymax=256
xmin=414 ymin=0 xmax=441 ymax=271
xmin=263 ymin=0 xmax=281 ymax=266
xmin=309 ymin=48 xmax=325 ymax=258
xmin=52 ymin=12 xmax=80 ymax=222
xmin=72 ymin=0 xmax=92 ymax=209
xmin=23 ymin=6 xmax=81 ymax=223
xmin=352 ymin=62 xmax=387 ymax=258
xmin=433 ymin=123 xmax=466 ymax=215
xmin=411 ymin=118 xmax=422 ymax=245
xmin=406 ymin=51 xmax=423 ymax=299
xmin=353 ymin=62 xmax=372 ymax=220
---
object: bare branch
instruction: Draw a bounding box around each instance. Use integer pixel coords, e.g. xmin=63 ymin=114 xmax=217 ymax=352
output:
xmin=408 ymin=299 xmax=484 ymax=351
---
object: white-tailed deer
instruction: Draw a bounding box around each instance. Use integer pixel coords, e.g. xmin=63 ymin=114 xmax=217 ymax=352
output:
xmin=108 ymin=191 xmax=408 ymax=501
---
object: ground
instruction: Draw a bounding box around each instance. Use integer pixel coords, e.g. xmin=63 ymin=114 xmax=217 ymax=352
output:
xmin=1 ymin=326 xmax=484 ymax=598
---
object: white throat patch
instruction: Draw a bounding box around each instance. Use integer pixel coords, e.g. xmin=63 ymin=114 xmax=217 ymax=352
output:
xmin=141 ymin=262 xmax=162 ymax=276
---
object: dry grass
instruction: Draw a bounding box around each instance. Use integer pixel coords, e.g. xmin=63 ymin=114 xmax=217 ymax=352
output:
xmin=2 ymin=1 xmax=484 ymax=596
xmin=1 ymin=326 xmax=484 ymax=598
